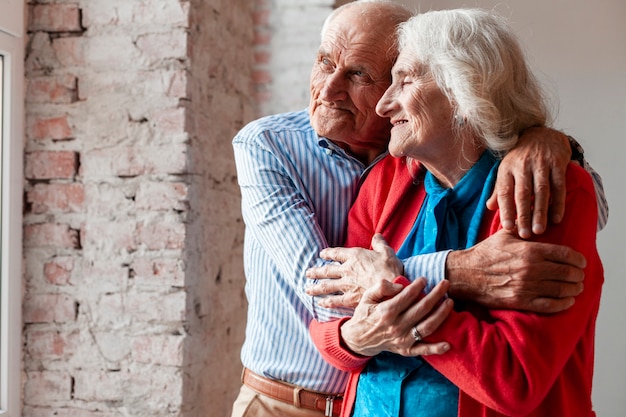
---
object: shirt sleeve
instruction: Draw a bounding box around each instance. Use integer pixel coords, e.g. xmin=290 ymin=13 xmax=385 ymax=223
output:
xmin=233 ymin=129 xmax=351 ymax=321
xmin=401 ymin=250 xmax=451 ymax=292
xmin=569 ymin=136 xmax=608 ymax=230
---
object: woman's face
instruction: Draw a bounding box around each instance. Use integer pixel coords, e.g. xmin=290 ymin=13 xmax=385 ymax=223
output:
xmin=375 ymin=50 xmax=456 ymax=165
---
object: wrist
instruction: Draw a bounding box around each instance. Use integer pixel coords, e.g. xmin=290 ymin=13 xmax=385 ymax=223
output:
xmin=445 ymin=249 xmax=479 ymax=301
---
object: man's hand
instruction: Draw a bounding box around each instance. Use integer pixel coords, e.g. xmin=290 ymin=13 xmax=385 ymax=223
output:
xmin=446 ymin=229 xmax=586 ymax=313
xmin=341 ymin=278 xmax=453 ymax=357
xmin=305 ymin=234 xmax=402 ymax=308
xmin=487 ymin=127 xmax=571 ymax=239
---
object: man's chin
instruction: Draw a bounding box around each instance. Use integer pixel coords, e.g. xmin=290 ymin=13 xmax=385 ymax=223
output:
xmin=311 ymin=115 xmax=351 ymax=137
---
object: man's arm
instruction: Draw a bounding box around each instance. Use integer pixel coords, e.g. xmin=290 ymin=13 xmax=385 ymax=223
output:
xmin=233 ymin=129 xmax=335 ymax=320
xmin=445 ymin=229 xmax=585 ymax=312
xmin=306 ymin=231 xmax=585 ymax=313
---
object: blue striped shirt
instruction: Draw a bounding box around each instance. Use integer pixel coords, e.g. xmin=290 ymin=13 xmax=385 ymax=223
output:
xmin=232 ymin=109 xmax=609 ymax=394
xmin=233 ymin=109 xmax=446 ymax=393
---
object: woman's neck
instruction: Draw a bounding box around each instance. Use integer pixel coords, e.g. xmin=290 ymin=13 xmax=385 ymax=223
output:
xmin=422 ymin=141 xmax=486 ymax=188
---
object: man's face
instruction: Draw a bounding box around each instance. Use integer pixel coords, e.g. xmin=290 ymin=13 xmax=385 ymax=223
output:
xmin=308 ymin=11 xmax=396 ymax=162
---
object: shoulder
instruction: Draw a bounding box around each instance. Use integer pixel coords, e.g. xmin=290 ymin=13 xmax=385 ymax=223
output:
xmin=233 ymin=109 xmax=314 ymax=146
xmin=366 ymin=155 xmax=419 ymax=186
xmin=565 ymin=162 xmax=597 ymax=202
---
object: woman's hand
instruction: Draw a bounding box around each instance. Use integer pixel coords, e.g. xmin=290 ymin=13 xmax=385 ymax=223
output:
xmin=306 ymin=234 xmax=403 ymax=308
xmin=341 ymin=278 xmax=453 ymax=357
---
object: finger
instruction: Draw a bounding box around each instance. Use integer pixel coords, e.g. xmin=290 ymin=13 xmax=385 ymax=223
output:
xmin=539 ymin=243 xmax=587 ymax=269
xmin=406 ymin=341 xmax=451 ymax=357
xmin=306 ymin=264 xmax=344 ymax=280
xmin=370 ymin=233 xmax=394 ymax=255
xmin=318 ymin=247 xmax=353 ymax=263
xmin=377 ymin=278 xmax=428 ymax=314
xmin=486 ymin=189 xmax=497 ymax=211
xmin=305 ymin=280 xmax=344 ymax=296
xmin=526 ymin=296 xmax=576 ymax=314
xmin=549 ymin=166 xmax=567 ymax=224
xmin=410 ymin=297 xmax=454 ymax=341
xmin=531 ymin=169 xmax=551 ymax=235
xmin=317 ymin=293 xmax=360 ymax=309
xmin=404 ymin=279 xmax=449 ymax=322
xmin=513 ymin=171 xmax=533 ymax=239
xmin=363 ymin=279 xmax=407 ymax=304
xmin=494 ymin=172 xmax=517 ymax=230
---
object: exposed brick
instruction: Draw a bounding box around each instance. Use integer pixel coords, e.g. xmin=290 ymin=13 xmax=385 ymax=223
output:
xmin=26 ymin=329 xmax=79 ymax=359
xmin=52 ymin=36 xmax=86 ymax=67
xmin=28 ymin=115 xmax=73 ymax=141
xmin=136 ymin=222 xmax=185 ymax=251
xmin=23 ymin=407 xmax=119 ymax=417
xmin=131 ymin=335 xmax=183 ymax=366
xmin=24 ymin=223 xmax=80 ymax=249
xmin=24 ymin=372 xmax=73 ymax=405
xmin=23 ymin=293 xmax=76 ymax=323
xmin=132 ymin=258 xmax=185 ymax=287
xmin=73 ymin=371 xmax=125 ymax=402
xmin=27 ymin=74 xmax=78 ymax=104
xmin=126 ymin=291 xmax=186 ymax=323
xmin=253 ymin=9 xmax=271 ymax=26
xmin=83 ymin=0 xmax=188 ymax=28
xmin=81 ymin=222 xmax=137 ymax=254
xmin=135 ymin=30 xmax=188 ymax=62
xmin=135 ymin=182 xmax=188 ymax=211
xmin=43 ymin=256 xmax=75 ymax=285
xmin=254 ymin=50 xmax=272 ymax=65
xmin=253 ymin=29 xmax=272 ymax=46
xmin=81 ymin=145 xmax=187 ymax=178
xmin=77 ymin=262 xmax=129 ymax=293
xmin=83 ymin=35 xmax=137 ymax=69
xmin=28 ymin=4 xmax=82 ymax=33
xmin=166 ymin=70 xmax=187 ymax=97
xmin=27 ymin=183 xmax=85 ymax=214
xmin=252 ymin=69 xmax=272 ymax=84
xmin=150 ymin=107 xmax=186 ymax=135
xmin=25 ymin=151 xmax=78 ymax=180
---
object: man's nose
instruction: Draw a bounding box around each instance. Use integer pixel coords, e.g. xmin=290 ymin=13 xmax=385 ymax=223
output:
xmin=319 ymin=71 xmax=348 ymax=102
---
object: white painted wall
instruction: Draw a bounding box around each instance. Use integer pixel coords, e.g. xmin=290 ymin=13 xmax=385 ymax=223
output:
xmin=268 ymin=0 xmax=626 ymax=415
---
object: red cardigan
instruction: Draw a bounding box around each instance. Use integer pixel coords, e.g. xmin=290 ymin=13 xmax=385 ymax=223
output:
xmin=310 ymin=155 xmax=602 ymax=417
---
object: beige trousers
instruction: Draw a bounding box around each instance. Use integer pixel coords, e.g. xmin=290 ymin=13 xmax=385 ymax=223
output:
xmin=230 ymin=384 xmax=327 ymax=417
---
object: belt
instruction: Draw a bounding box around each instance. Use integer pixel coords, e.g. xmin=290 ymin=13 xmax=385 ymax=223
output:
xmin=242 ymin=368 xmax=343 ymax=417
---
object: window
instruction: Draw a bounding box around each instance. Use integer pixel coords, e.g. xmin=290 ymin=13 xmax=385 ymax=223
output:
xmin=0 ymin=0 xmax=24 ymax=413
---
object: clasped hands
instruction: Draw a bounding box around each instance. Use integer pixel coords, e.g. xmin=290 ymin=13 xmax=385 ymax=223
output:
xmin=306 ymin=230 xmax=586 ymax=358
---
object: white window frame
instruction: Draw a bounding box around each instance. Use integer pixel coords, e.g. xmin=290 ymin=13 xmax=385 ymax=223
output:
xmin=0 ymin=0 xmax=24 ymax=414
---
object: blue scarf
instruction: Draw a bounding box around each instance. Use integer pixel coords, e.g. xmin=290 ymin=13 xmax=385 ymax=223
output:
xmin=353 ymin=151 xmax=499 ymax=417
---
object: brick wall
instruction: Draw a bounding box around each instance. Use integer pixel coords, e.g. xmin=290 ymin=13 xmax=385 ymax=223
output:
xmin=22 ymin=0 xmax=350 ymax=414
xmin=23 ymin=0 xmax=254 ymax=415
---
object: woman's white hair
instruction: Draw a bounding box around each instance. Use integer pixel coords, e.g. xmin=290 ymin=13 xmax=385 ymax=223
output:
xmin=398 ymin=8 xmax=549 ymax=154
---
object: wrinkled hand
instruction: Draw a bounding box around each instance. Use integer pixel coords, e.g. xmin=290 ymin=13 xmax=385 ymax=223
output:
xmin=341 ymin=278 xmax=453 ymax=357
xmin=487 ymin=127 xmax=571 ymax=239
xmin=305 ymin=234 xmax=403 ymax=308
xmin=446 ymin=228 xmax=586 ymax=313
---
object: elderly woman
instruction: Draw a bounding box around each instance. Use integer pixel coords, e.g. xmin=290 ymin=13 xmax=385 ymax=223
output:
xmin=309 ymin=8 xmax=602 ymax=417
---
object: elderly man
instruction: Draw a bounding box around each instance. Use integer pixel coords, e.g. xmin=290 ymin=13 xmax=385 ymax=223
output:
xmin=230 ymin=2 xmax=607 ymax=417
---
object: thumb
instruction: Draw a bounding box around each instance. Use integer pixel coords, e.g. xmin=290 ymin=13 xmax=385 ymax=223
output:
xmin=371 ymin=233 xmax=393 ymax=254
